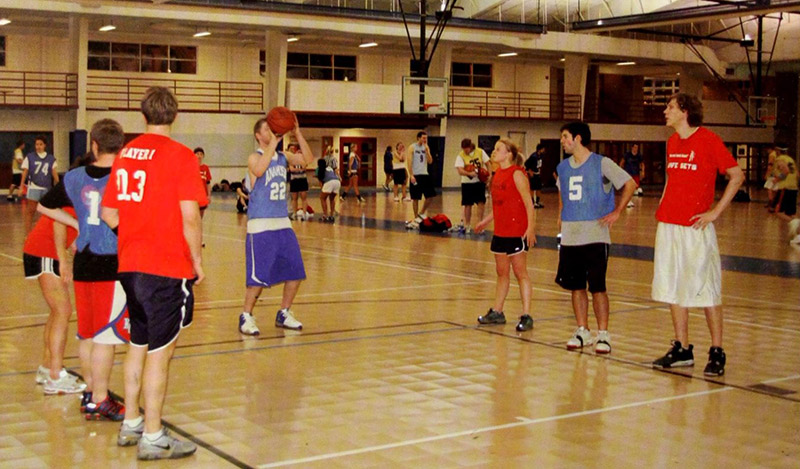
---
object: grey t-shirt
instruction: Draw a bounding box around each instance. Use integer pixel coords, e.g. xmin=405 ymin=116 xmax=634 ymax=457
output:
xmin=557 ymin=155 xmax=631 ymax=246
xmin=411 ymin=143 xmax=428 ymax=176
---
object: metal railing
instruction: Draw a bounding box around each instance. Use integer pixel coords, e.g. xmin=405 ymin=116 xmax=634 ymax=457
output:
xmin=0 ymin=70 xmax=78 ymax=108
xmin=449 ymin=88 xmax=582 ymax=120
xmin=86 ymin=76 xmax=264 ymax=113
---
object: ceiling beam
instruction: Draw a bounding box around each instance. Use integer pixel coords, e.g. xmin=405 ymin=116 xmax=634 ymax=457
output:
xmin=571 ymin=0 xmax=800 ymax=33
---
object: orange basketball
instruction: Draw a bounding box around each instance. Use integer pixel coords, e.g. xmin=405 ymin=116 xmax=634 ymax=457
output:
xmin=464 ymin=164 xmax=475 ymax=173
xmin=478 ymin=167 xmax=490 ymax=183
xmin=266 ymin=106 xmax=296 ymax=135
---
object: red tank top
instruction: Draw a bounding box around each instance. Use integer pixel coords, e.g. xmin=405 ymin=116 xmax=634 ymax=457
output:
xmin=491 ymin=165 xmax=527 ymax=237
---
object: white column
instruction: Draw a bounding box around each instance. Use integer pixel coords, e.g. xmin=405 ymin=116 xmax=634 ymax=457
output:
xmin=263 ymin=30 xmax=288 ymax=110
xmin=69 ymin=16 xmax=89 ymax=130
xmin=563 ymin=54 xmax=589 ymax=120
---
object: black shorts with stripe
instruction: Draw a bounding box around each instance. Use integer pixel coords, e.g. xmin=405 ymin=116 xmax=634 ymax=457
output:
xmin=490 ymin=236 xmax=529 ymax=256
xmin=119 ymin=272 xmax=195 ymax=352
xmin=289 ymin=178 xmax=309 ymax=193
xmin=23 ymin=254 xmax=61 ymax=279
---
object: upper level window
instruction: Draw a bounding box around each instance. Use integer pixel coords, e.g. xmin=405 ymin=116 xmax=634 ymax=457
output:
xmin=0 ymin=36 xmax=5 ymax=67
xmin=451 ymin=62 xmax=492 ymax=88
xmin=643 ymin=77 xmax=679 ymax=105
xmin=284 ymin=52 xmax=357 ymax=81
xmin=88 ymin=41 xmax=197 ymax=74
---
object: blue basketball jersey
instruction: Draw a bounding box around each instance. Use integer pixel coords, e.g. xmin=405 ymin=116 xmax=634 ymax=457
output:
xmin=25 ymin=152 xmax=57 ymax=189
xmin=248 ymin=149 xmax=290 ymax=219
xmin=64 ymin=166 xmax=118 ymax=255
xmin=558 ymin=153 xmax=615 ymax=222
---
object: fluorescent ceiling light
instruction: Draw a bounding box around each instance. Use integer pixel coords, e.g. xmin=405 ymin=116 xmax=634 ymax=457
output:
xmin=498 ymin=52 xmax=518 ymax=57
xmin=287 ymin=37 xmax=299 ymax=42
xmin=559 ymin=58 xmax=566 ymax=62
xmin=193 ymin=30 xmax=211 ymax=38
xmin=359 ymin=41 xmax=378 ymax=48
xmin=616 ymin=61 xmax=636 ymax=66
xmin=0 ymin=18 xmax=11 ymax=26
xmin=99 ymin=24 xmax=116 ymax=32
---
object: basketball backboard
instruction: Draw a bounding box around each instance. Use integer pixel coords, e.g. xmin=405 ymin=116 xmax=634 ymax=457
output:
xmin=747 ymin=96 xmax=777 ymax=127
xmin=401 ymin=76 xmax=449 ymax=117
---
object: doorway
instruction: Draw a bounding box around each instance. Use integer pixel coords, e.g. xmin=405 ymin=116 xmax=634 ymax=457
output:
xmin=340 ymin=137 xmax=377 ymax=187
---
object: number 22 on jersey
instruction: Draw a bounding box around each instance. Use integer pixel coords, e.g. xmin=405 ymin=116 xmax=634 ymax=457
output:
xmin=115 ymin=168 xmax=147 ymax=202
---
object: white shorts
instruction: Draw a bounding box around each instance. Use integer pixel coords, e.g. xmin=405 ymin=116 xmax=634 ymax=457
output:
xmin=764 ymin=178 xmax=776 ymax=190
xmin=652 ymin=222 xmax=722 ymax=308
xmin=322 ymin=179 xmax=341 ymax=194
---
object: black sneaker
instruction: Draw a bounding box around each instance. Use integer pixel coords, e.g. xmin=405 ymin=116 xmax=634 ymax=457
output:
xmin=80 ymin=391 xmax=94 ymax=413
xmin=703 ymin=346 xmax=726 ymax=376
xmin=477 ymin=308 xmax=506 ymax=325
xmin=516 ymin=314 xmax=533 ymax=331
xmin=652 ymin=340 xmax=694 ymax=368
xmin=357 ymin=195 xmax=366 ymax=203
xmin=85 ymin=395 xmax=126 ymax=421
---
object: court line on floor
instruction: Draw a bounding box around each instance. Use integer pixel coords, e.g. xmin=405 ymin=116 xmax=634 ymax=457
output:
xmin=0 ymin=251 xmax=23 ymax=262
xmin=257 ymin=387 xmax=733 ymax=468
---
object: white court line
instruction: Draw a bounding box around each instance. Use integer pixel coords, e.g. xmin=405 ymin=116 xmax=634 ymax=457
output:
xmin=0 ymin=313 xmax=51 ymax=321
xmin=257 ymin=386 xmax=733 ymax=468
xmin=0 ymin=251 xmax=23 ymax=262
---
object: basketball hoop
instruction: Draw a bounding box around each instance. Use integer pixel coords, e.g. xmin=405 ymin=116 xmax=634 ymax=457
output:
xmin=423 ymin=103 xmax=441 ymax=116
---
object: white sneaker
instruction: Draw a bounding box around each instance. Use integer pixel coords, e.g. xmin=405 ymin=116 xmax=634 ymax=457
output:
xmin=626 ymin=201 xmax=635 ymax=208
xmin=44 ymin=373 xmax=87 ymax=395
xmin=566 ymin=327 xmax=592 ymax=350
xmin=36 ymin=365 xmax=49 ymax=384
xmin=788 ymin=218 xmax=800 ymax=237
xmin=137 ymin=428 xmax=197 ymax=460
xmin=791 ymin=234 xmax=800 ymax=245
xmin=595 ymin=330 xmax=611 ymax=354
xmin=393 ymin=196 xmax=400 ymax=202
xmin=238 ymin=313 xmax=260 ymax=336
xmin=275 ymin=309 xmax=302 ymax=330
xmin=403 ymin=196 xmax=411 ymax=202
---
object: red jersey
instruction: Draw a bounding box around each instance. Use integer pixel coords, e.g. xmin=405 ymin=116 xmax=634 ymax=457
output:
xmin=199 ymin=164 xmax=212 ymax=184
xmin=491 ymin=165 xmax=527 ymax=237
xmin=23 ymin=207 xmax=78 ymax=259
xmin=656 ymin=127 xmax=737 ymax=226
xmin=101 ymin=133 xmax=209 ymax=279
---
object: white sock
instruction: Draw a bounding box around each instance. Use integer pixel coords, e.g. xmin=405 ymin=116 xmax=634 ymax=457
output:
xmin=143 ymin=428 xmax=165 ymax=442
xmin=124 ymin=415 xmax=143 ymax=427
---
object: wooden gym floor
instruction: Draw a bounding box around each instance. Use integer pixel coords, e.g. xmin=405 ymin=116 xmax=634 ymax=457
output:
xmin=0 ymin=188 xmax=798 ymax=468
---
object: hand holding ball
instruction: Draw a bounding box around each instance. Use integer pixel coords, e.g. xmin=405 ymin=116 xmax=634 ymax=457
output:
xmin=266 ymin=106 xmax=296 ymax=136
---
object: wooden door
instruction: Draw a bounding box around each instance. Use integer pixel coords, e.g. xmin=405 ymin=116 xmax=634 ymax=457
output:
xmin=340 ymin=137 xmax=377 ymax=187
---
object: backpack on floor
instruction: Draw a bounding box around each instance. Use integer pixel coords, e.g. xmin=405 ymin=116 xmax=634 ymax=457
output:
xmin=419 ymin=214 xmax=452 ymax=233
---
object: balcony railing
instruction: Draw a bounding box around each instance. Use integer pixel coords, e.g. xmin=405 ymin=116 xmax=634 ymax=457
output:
xmin=0 ymin=70 xmax=78 ymax=108
xmin=449 ymin=88 xmax=582 ymax=120
xmin=86 ymin=76 xmax=264 ymax=113
xmin=583 ymin=97 xmax=666 ymax=124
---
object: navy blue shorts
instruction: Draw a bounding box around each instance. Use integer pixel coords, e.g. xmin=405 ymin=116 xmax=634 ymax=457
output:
xmin=246 ymin=228 xmax=306 ymax=287
xmin=119 ymin=272 xmax=194 ymax=352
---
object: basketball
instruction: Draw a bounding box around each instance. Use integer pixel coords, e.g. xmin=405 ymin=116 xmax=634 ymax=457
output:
xmin=266 ymin=106 xmax=296 ymax=135
xmin=478 ymin=167 xmax=490 ymax=183
xmin=464 ymin=164 xmax=475 ymax=173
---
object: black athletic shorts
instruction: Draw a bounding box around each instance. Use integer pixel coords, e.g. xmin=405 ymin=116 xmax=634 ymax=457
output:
xmin=12 ymin=173 xmax=22 ymax=186
xmin=555 ymin=243 xmax=609 ymax=293
xmin=119 ymin=272 xmax=195 ymax=352
xmin=289 ymin=178 xmax=309 ymax=193
xmin=393 ymin=168 xmax=407 ymax=185
xmin=529 ymin=174 xmax=542 ymax=191
xmin=490 ymin=235 xmax=529 ymax=256
xmin=461 ymin=182 xmax=487 ymax=206
xmin=410 ymin=174 xmax=437 ymax=200
xmin=23 ymin=254 xmax=61 ymax=279
xmin=777 ymin=189 xmax=798 ymax=216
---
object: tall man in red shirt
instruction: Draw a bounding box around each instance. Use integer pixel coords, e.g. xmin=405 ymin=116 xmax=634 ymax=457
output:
xmin=101 ymin=87 xmax=207 ymax=460
xmin=651 ymin=93 xmax=743 ymax=377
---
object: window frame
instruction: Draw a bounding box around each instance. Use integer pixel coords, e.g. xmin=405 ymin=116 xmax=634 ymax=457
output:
xmin=0 ymin=36 xmax=6 ymax=67
xmin=263 ymin=50 xmax=357 ymax=82
xmin=88 ymin=41 xmax=197 ymax=74
xmin=451 ymin=62 xmax=493 ymax=88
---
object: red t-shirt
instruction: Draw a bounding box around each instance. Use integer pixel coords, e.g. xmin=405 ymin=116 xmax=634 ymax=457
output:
xmin=656 ymin=127 xmax=737 ymax=226
xmin=491 ymin=165 xmax=528 ymax=237
xmin=199 ymin=164 xmax=212 ymax=184
xmin=101 ymin=133 xmax=209 ymax=279
xmin=23 ymin=207 xmax=78 ymax=259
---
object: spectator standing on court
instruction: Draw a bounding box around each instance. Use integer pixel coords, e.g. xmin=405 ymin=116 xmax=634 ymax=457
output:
xmin=20 ymin=136 xmax=59 ymax=233
xmin=651 ymin=93 xmax=744 ymax=376
xmin=382 ymin=145 xmax=393 ymax=192
xmin=555 ymin=122 xmax=635 ymax=354
xmin=237 ymin=115 xmax=315 ymax=337
xmin=769 ymin=145 xmax=798 ymax=222
xmin=101 ymin=86 xmax=207 ymax=460
xmin=287 ymin=143 xmax=310 ymax=220
xmin=7 ymin=140 xmax=25 ymax=201
xmin=620 ymin=143 xmax=645 ymax=207
xmin=454 ymin=138 xmax=490 ymax=233
xmin=38 ymin=119 xmax=131 ymax=421
xmin=341 ymin=144 xmax=365 ymax=203
xmin=319 ymin=145 xmax=341 ymax=222
xmin=475 ymin=138 xmax=536 ymax=332
xmin=524 ymin=143 xmax=546 ymax=209
xmin=392 ymin=142 xmax=409 ymax=202
xmin=407 ymin=131 xmax=437 ymax=224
